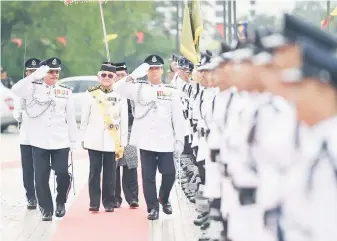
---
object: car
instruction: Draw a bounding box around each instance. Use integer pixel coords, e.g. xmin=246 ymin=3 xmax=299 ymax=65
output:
xmin=57 ymin=76 xmax=99 ymax=122
xmin=0 ymin=82 xmax=19 ymax=132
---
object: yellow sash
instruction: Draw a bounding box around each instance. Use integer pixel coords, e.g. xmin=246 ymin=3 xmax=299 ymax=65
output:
xmin=90 ymin=90 xmax=124 ymax=159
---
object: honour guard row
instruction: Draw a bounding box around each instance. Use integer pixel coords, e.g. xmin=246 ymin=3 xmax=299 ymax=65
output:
xmin=12 ymin=54 xmax=186 ymax=221
xmin=167 ymin=13 xmax=337 ymax=241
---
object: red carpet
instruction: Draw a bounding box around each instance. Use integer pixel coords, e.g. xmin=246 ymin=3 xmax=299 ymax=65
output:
xmin=51 ymin=167 xmax=149 ymax=241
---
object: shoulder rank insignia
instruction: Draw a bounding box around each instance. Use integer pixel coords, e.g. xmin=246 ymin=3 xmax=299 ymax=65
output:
xmin=58 ymin=84 xmax=73 ymax=90
xmin=88 ymin=85 xmax=100 ymax=92
xmin=32 ymin=81 xmax=43 ymax=85
xmin=164 ymin=84 xmax=177 ymax=89
xmin=135 ymin=80 xmax=148 ymax=84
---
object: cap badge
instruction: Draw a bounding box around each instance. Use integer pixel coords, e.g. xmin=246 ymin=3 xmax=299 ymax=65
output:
xmin=52 ymin=58 xmax=57 ymax=65
xmin=32 ymin=60 xmax=36 ymax=66
xmin=152 ymin=56 xmax=157 ymax=62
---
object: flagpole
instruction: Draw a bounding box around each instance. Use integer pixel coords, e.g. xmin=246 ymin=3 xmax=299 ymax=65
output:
xmin=327 ymin=0 xmax=331 ymax=30
xmin=98 ymin=0 xmax=111 ymax=62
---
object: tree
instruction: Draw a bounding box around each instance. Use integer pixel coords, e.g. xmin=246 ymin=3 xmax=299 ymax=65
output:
xmin=1 ymin=1 xmax=176 ymax=80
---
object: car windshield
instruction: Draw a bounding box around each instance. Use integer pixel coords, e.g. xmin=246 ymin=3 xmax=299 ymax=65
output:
xmin=59 ymin=79 xmax=98 ymax=93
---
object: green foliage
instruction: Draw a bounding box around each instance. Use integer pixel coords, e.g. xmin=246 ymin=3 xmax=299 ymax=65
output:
xmin=1 ymin=0 xmax=175 ymax=80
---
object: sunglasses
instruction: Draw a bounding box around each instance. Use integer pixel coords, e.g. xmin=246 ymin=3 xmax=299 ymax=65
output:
xmin=101 ymin=73 xmax=115 ymax=79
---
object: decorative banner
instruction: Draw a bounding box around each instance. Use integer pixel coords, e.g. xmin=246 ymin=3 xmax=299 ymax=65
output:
xmin=11 ymin=38 xmax=22 ymax=47
xmin=40 ymin=38 xmax=51 ymax=46
xmin=216 ymin=23 xmax=224 ymax=38
xmin=320 ymin=7 xmax=337 ymax=29
xmin=236 ymin=21 xmax=248 ymax=41
xmin=56 ymin=36 xmax=67 ymax=46
xmin=103 ymin=34 xmax=118 ymax=43
xmin=136 ymin=32 xmax=144 ymax=43
xmin=331 ymin=7 xmax=337 ymax=16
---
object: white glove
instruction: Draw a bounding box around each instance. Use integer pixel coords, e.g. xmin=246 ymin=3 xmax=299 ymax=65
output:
xmin=130 ymin=63 xmax=150 ymax=79
xmin=70 ymin=142 xmax=76 ymax=152
xmin=31 ymin=65 xmax=50 ymax=80
xmin=174 ymin=141 xmax=184 ymax=156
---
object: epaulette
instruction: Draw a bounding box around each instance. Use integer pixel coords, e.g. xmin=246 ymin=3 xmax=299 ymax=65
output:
xmin=88 ymin=85 xmax=100 ymax=92
xmin=32 ymin=81 xmax=42 ymax=85
xmin=135 ymin=80 xmax=148 ymax=84
xmin=164 ymin=84 xmax=177 ymax=89
xmin=58 ymin=84 xmax=72 ymax=90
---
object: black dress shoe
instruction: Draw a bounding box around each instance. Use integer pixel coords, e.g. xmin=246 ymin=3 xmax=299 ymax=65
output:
xmin=158 ymin=198 xmax=173 ymax=215
xmin=27 ymin=199 xmax=37 ymax=210
xmin=130 ymin=201 xmax=139 ymax=208
xmin=114 ymin=202 xmax=121 ymax=208
xmin=89 ymin=206 xmax=99 ymax=212
xmin=55 ymin=203 xmax=66 ymax=217
xmin=194 ymin=214 xmax=209 ymax=226
xmin=148 ymin=209 xmax=159 ymax=220
xmin=42 ymin=212 xmax=53 ymax=221
xmin=200 ymin=220 xmax=210 ymax=230
xmin=105 ymin=206 xmax=114 ymax=212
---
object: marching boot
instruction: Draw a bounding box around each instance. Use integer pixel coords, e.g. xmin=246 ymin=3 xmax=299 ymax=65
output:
xmin=41 ymin=211 xmax=53 ymax=221
xmin=55 ymin=203 xmax=66 ymax=217
xmin=148 ymin=209 xmax=159 ymax=220
xmin=27 ymin=199 xmax=37 ymax=210
xmin=194 ymin=212 xmax=209 ymax=226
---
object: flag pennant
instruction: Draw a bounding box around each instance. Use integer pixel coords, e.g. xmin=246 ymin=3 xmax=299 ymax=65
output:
xmin=180 ymin=0 xmax=203 ymax=64
xmin=103 ymin=34 xmax=118 ymax=43
xmin=11 ymin=38 xmax=22 ymax=47
xmin=330 ymin=7 xmax=337 ymax=16
xmin=56 ymin=36 xmax=67 ymax=46
xmin=136 ymin=32 xmax=144 ymax=43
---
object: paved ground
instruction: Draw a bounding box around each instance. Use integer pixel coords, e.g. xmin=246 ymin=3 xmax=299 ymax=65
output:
xmin=0 ymin=128 xmax=199 ymax=241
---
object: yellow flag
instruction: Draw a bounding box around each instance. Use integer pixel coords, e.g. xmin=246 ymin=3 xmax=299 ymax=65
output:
xmin=103 ymin=34 xmax=118 ymax=43
xmin=330 ymin=7 xmax=337 ymax=16
xmin=180 ymin=0 xmax=203 ymax=64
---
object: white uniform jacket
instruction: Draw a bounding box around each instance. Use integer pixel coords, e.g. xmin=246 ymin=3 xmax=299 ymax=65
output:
xmin=11 ymin=75 xmax=78 ymax=150
xmin=79 ymin=86 xmax=128 ymax=152
xmin=113 ymin=77 xmax=185 ymax=152
xmin=13 ymin=98 xmax=30 ymax=145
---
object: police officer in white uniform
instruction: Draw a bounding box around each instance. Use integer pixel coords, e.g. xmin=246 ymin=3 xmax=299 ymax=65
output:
xmin=80 ymin=62 xmax=128 ymax=212
xmin=13 ymin=58 xmax=41 ymax=210
xmin=113 ymin=55 xmax=185 ymax=220
xmin=11 ymin=57 xmax=77 ymax=221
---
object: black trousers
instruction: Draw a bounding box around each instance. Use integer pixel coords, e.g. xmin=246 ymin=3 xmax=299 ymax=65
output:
xmin=20 ymin=145 xmax=36 ymax=201
xmin=32 ymin=146 xmax=71 ymax=214
xmin=115 ymin=166 xmax=139 ymax=205
xmin=196 ymin=160 xmax=206 ymax=185
xmin=88 ymin=149 xmax=116 ymax=208
xmin=139 ymin=149 xmax=175 ymax=212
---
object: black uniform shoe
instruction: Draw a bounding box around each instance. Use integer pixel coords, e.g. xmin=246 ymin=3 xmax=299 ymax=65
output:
xmin=158 ymin=198 xmax=173 ymax=215
xmin=147 ymin=209 xmax=159 ymax=220
xmin=114 ymin=202 xmax=121 ymax=208
xmin=55 ymin=203 xmax=66 ymax=217
xmin=130 ymin=201 xmax=139 ymax=208
xmin=200 ymin=220 xmax=210 ymax=230
xmin=89 ymin=206 xmax=99 ymax=212
xmin=27 ymin=199 xmax=37 ymax=210
xmin=105 ymin=206 xmax=114 ymax=212
xmin=42 ymin=212 xmax=53 ymax=221
xmin=194 ymin=213 xmax=209 ymax=226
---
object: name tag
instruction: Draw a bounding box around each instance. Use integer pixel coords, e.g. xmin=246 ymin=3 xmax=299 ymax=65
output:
xmin=157 ymin=90 xmax=172 ymax=101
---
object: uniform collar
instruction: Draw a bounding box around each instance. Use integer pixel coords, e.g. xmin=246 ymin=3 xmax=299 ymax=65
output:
xmin=44 ymin=83 xmax=55 ymax=89
xmin=99 ymin=85 xmax=113 ymax=93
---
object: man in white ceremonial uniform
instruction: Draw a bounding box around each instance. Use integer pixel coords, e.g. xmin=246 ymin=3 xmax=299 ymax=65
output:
xmin=13 ymin=58 xmax=41 ymax=210
xmin=11 ymin=57 xmax=77 ymax=221
xmin=80 ymin=62 xmax=128 ymax=212
xmin=113 ymin=54 xmax=185 ymax=220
